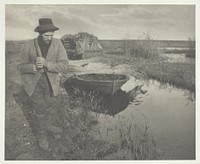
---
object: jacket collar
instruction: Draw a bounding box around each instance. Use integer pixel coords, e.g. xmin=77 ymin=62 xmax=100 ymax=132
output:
xmin=35 ymin=36 xmax=55 ymax=60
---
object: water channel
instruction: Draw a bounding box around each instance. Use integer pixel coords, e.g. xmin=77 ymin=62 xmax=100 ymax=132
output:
xmin=162 ymin=53 xmax=195 ymax=64
xmin=66 ymin=54 xmax=195 ymax=159
xmin=91 ymin=77 xmax=195 ymax=159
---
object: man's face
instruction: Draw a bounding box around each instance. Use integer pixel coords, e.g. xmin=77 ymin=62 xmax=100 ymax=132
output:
xmin=41 ymin=31 xmax=54 ymax=44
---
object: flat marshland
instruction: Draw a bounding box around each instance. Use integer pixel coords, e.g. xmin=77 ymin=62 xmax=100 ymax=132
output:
xmin=5 ymin=39 xmax=195 ymax=160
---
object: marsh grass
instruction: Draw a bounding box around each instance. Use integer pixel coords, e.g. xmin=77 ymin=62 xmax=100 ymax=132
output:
xmin=57 ymin=87 xmax=122 ymax=159
xmin=64 ymin=86 xmax=164 ymax=159
xmin=142 ymin=61 xmax=195 ymax=92
xmin=99 ymin=53 xmax=195 ymax=93
xmin=68 ymin=86 xmax=105 ymax=112
xmin=47 ymin=88 xmax=108 ymax=159
xmin=116 ymin=122 xmax=163 ymax=160
xmin=100 ymin=34 xmax=195 ymax=94
xmin=116 ymin=33 xmax=161 ymax=59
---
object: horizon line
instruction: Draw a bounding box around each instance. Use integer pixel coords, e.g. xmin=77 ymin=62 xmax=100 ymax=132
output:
xmin=5 ymin=38 xmax=195 ymax=42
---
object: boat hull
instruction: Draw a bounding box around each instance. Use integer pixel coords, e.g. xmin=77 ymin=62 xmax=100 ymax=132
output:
xmin=66 ymin=73 xmax=129 ymax=95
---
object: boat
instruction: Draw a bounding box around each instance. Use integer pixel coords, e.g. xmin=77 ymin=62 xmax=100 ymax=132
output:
xmin=65 ymin=73 xmax=129 ymax=95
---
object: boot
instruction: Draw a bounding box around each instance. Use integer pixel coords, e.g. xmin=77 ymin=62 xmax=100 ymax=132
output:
xmin=37 ymin=130 xmax=49 ymax=151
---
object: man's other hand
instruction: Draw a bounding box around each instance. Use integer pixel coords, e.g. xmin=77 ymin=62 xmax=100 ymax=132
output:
xmin=36 ymin=57 xmax=47 ymax=68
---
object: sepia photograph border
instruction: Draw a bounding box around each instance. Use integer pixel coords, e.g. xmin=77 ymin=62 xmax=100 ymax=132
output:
xmin=1 ymin=0 xmax=199 ymax=163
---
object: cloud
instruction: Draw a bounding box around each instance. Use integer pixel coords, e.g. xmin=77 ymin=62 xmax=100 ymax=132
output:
xmin=5 ymin=5 xmax=195 ymax=40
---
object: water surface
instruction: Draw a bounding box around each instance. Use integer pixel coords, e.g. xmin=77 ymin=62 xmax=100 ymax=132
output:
xmin=93 ymin=77 xmax=195 ymax=159
xmin=161 ymin=53 xmax=195 ymax=63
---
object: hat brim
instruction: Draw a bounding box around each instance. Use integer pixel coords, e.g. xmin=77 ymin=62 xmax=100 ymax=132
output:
xmin=34 ymin=25 xmax=59 ymax=33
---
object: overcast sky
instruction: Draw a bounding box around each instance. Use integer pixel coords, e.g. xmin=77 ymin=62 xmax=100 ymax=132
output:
xmin=5 ymin=4 xmax=195 ymax=40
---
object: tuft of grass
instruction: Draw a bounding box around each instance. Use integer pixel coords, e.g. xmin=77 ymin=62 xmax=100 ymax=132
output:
xmin=116 ymin=122 xmax=164 ymax=160
xmin=140 ymin=60 xmax=195 ymax=92
xmin=120 ymin=33 xmax=161 ymax=59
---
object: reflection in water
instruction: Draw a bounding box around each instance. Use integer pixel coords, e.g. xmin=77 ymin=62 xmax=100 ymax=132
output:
xmin=95 ymin=86 xmax=146 ymax=115
xmin=102 ymin=78 xmax=195 ymax=159
xmin=64 ymin=77 xmax=195 ymax=159
xmin=64 ymin=79 xmax=147 ymax=116
xmin=97 ymin=89 xmax=130 ymax=115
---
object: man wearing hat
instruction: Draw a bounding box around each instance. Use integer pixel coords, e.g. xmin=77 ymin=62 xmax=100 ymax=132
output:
xmin=18 ymin=18 xmax=69 ymax=151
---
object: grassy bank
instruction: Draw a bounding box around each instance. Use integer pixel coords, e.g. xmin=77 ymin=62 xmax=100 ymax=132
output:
xmin=143 ymin=61 xmax=195 ymax=92
xmin=98 ymin=53 xmax=195 ymax=93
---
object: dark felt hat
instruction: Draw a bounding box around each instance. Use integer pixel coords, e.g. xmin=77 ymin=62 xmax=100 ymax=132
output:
xmin=34 ymin=18 xmax=59 ymax=33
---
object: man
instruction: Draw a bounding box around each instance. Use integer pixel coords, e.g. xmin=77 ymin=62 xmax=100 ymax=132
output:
xmin=18 ymin=18 xmax=69 ymax=151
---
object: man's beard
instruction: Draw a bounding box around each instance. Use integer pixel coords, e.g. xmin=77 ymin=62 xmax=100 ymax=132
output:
xmin=44 ymin=40 xmax=51 ymax=45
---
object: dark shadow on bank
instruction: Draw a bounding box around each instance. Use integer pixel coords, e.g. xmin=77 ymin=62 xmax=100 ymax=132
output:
xmin=64 ymin=79 xmax=147 ymax=116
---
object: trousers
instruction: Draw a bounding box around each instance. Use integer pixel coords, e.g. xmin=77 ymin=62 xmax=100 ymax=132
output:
xmin=30 ymin=72 xmax=53 ymax=116
xmin=30 ymin=73 xmax=59 ymax=133
xmin=29 ymin=72 xmax=64 ymax=136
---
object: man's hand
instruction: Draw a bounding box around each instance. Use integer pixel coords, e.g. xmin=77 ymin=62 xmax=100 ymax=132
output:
xmin=35 ymin=57 xmax=47 ymax=69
